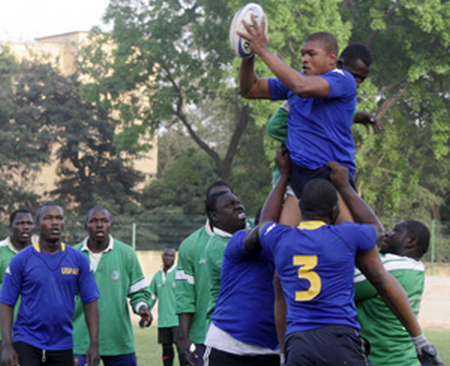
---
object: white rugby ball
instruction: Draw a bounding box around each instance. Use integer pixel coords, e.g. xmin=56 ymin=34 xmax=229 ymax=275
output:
xmin=229 ymin=3 xmax=268 ymax=59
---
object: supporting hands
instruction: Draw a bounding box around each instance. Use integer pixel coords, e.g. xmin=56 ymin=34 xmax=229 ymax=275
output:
xmin=412 ymin=334 xmax=445 ymax=366
xmin=326 ymin=161 xmax=350 ymax=190
xmin=275 ymin=147 xmax=290 ymax=177
xmin=237 ymin=13 xmax=269 ymax=56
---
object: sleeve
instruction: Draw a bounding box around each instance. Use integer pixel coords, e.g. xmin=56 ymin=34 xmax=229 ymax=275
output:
xmin=225 ymin=231 xmax=259 ymax=263
xmin=148 ymin=273 xmax=158 ymax=310
xmin=259 ymin=222 xmax=290 ymax=255
xmin=340 ymin=223 xmax=377 ymax=252
xmin=354 ymin=268 xmax=378 ymax=302
xmin=127 ymin=250 xmax=152 ymax=314
xmin=0 ymin=255 xmax=23 ymax=306
xmin=322 ymin=69 xmax=356 ymax=99
xmin=268 ymin=78 xmax=290 ymax=101
xmin=77 ymin=253 xmax=100 ymax=306
xmin=175 ymin=237 xmax=196 ymax=314
xmin=266 ymin=102 xmax=289 ymax=144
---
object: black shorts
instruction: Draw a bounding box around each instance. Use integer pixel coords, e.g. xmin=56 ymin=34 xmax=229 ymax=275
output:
xmin=158 ymin=326 xmax=181 ymax=345
xmin=13 ymin=341 xmax=74 ymax=366
xmin=204 ymin=347 xmax=280 ymax=366
xmin=289 ymin=162 xmax=356 ymax=199
xmin=284 ymin=325 xmax=371 ymax=366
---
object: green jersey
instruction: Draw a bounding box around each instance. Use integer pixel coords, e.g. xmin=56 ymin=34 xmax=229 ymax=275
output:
xmin=73 ymin=236 xmax=152 ymax=356
xmin=149 ymin=265 xmax=178 ymax=328
xmin=0 ymin=237 xmax=20 ymax=342
xmin=175 ymin=223 xmax=214 ymax=344
xmin=204 ymin=230 xmax=231 ymax=322
xmin=354 ymin=253 xmax=424 ymax=366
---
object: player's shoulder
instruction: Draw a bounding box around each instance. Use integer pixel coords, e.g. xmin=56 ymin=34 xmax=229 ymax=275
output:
xmin=380 ymin=253 xmax=425 ymax=272
xmin=179 ymin=225 xmax=209 ymax=248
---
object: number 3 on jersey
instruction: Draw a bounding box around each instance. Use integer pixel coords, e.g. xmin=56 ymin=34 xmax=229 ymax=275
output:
xmin=293 ymin=255 xmax=321 ymax=301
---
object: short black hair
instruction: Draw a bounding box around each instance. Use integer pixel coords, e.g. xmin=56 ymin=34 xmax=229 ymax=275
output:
xmin=163 ymin=246 xmax=176 ymax=254
xmin=86 ymin=206 xmax=111 ymax=224
xmin=205 ymin=190 xmax=229 ymax=222
xmin=300 ymin=179 xmax=338 ymax=218
xmin=206 ymin=181 xmax=232 ymax=200
xmin=9 ymin=209 xmax=33 ymax=226
xmin=35 ymin=202 xmax=62 ymax=223
xmin=305 ymin=32 xmax=339 ymax=55
xmin=339 ymin=43 xmax=373 ymax=68
xmin=403 ymin=220 xmax=430 ymax=259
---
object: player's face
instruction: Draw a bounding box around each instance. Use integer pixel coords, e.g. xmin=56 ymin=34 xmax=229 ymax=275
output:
xmin=162 ymin=249 xmax=176 ymax=268
xmin=380 ymin=222 xmax=409 ymax=255
xmin=11 ymin=213 xmax=34 ymax=246
xmin=86 ymin=209 xmax=112 ymax=242
xmin=301 ymin=41 xmax=336 ymax=76
xmin=38 ymin=206 xmax=64 ymax=243
xmin=212 ymin=193 xmax=246 ymax=234
xmin=343 ymin=59 xmax=371 ymax=88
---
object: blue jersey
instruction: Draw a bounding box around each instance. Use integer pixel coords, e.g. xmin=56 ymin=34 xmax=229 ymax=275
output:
xmin=268 ymin=69 xmax=357 ymax=176
xmin=259 ymin=221 xmax=376 ymax=336
xmin=212 ymin=230 xmax=278 ymax=350
xmin=0 ymin=243 xmax=100 ymax=351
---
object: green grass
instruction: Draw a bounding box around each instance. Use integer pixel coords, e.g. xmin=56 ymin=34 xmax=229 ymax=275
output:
xmin=132 ymin=326 xmax=450 ymax=366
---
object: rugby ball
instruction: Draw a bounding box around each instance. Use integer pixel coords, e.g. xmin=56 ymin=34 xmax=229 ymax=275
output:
xmin=229 ymin=3 xmax=268 ymax=59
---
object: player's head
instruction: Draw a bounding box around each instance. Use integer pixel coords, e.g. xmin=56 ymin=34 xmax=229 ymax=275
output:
xmin=300 ymin=179 xmax=339 ymax=224
xmin=162 ymin=246 xmax=176 ymax=270
xmin=338 ymin=43 xmax=373 ymax=88
xmin=85 ymin=206 xmax=113 ymax=243
xmin=380 ymin=220 xmax=430 ymax=260
xmin=206 ymin=181 xmax=233 ymax=200
xmin=36 ymin=202 xmax=64 ymax=243
xmin=302 ymin=32 xmax=338 ymax=76
xmin=205 ymin=191 xmax=246 ymax=234
xmin=9 ymin=209 xmax=34 ymax=248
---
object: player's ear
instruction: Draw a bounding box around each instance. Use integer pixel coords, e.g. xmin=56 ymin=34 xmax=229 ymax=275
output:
xmin=329 ymin=51 xmax=337 ymax=66
xmin=404 ymin=236 xmax=416 ymax=250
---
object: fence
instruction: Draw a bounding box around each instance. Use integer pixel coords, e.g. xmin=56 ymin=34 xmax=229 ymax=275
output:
xmin=1 ymin=216 xmax=449 ymax=267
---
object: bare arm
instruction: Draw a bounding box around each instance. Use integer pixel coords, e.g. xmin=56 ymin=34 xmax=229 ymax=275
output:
xmin=178 ymin=313 xmax=195 ymax=366
xmin=327 ymin=161 xmax=384 ymax=239
xmin=1 ymin=304 xmax=19 ymax=366
xmin=239 ymin=57 xmax=270 ymax=99
xmin=356 ymin=248 xmax=421 ymax=337
xmin=83 ymin=300 xmax=100 ymax=366
xmin=353 ymin=111 xmax=384 ymax=133
xmin=243 ymin=147 xmax=290 ymax=252
xmin=238 ymin=15 xmax=330 ymax=98
xmin=273 ymin=272 xmax=286 ymax=356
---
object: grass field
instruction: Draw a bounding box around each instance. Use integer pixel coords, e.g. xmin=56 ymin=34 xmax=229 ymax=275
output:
xmin=132 ymin=326 xmax=450 ymax=366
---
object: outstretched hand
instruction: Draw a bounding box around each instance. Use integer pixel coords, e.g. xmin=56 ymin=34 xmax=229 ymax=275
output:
xmin=353 ymin=111 xmax=384 ymax=133
xmin=237 ymin=13 xmax=269 ymax=56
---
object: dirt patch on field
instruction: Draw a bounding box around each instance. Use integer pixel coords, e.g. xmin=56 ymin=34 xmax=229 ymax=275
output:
xmin=419 ymin=276 xmax=450 ymax=329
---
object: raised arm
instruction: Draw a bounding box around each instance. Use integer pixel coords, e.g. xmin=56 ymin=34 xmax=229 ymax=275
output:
xmin=238 ymin=15 xmax=331 ymax=98
xmin=243 ymin=147 xmax=290 ymax=252
xmin=327 ymin=161 xmax=384 ymax=240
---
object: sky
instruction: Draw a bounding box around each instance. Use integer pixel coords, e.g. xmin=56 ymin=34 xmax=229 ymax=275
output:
xmin=0 ymin=0 xmax=110 ymax=42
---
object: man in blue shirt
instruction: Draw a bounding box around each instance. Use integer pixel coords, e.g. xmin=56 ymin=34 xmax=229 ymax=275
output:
xmin=238 ymin=23 xmax=357 ymax=222
xmin=0 ymin=203 xmax=100 ymax=366
xmin=243 ymin=149 xmax=442 ymax=366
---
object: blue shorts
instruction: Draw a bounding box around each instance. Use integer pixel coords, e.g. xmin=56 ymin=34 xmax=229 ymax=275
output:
xmin=74 ymin=353 xmax=137 ymax=366
xmin=284 ymin=325 xmax=371 ymax=366
xmin=289 ymin=162 xmax=356 ymax=199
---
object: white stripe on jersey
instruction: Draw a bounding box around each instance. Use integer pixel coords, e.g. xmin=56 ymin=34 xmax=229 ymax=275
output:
xmin=128 ymin=278 xmax=148 ymax=294
xmin=176 ymin=270 xmax=195 ymax=285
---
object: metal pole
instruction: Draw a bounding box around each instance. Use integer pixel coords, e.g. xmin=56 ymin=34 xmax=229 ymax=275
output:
xmin=431 ymin=220 xmax=435 ymax=276
xmin=132 ymin=223 xmax=137 ymax=250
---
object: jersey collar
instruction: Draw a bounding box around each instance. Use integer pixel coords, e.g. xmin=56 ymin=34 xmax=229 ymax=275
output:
xmin=212 ymin=227 xmax=233 ymax=238
xmin=299 ymin=221 xmax=327 ymax=230
xmin=205 ymin=220 xmax=214 ymax=236
xmin=33 ymin=242 xmax=66 ymax=252
xmin=81 ymin=235 xmax=114 ymax=253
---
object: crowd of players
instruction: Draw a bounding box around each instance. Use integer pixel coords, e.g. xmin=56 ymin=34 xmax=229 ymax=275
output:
xmin=0 ymin=14 xmax=445 ymax=366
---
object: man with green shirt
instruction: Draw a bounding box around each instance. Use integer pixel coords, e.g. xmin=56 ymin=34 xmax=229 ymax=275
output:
xmin=0 ymin=209 xmax=34 ymax=353
xmin=354 ymin=220 xmax=442 ymax=366
xmin=149 ymin=247 xmax=184 ymax=366
xmin=72 ymin=206 xmax=153 ymax=366
xmin=175 ymin=181 xmax=232 ymax=366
